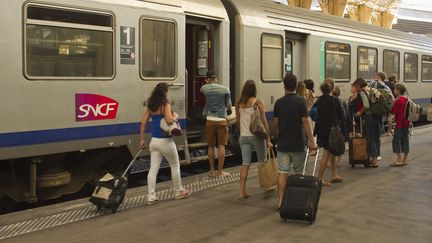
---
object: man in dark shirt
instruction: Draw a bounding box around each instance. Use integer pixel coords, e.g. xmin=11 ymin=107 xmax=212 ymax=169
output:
xmin=273 ymin=74 xmax=317 ymax=208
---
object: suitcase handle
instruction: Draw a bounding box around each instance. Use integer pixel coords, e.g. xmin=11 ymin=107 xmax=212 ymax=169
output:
xmin=302 ymin=139 xmax=320 ymax=177
xmin=353 ymin=116 xmax=363 ymax=137
xmin=121 ymin=149 xmax=144 ymax=178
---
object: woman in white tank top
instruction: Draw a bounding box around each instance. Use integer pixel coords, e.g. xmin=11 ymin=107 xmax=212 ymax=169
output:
xmin=235 ymin=80 xmax=273 ymax=199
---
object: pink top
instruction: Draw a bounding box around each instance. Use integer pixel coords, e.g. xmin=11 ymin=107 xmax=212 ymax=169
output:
xmin=392 ymin=96 xmax=409 ymax=129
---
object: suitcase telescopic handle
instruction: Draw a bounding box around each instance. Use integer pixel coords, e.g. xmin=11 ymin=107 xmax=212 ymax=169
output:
xmin=302 ymin=138 xmax=320 ymax=177
xmin=353 ymin=116 xmax=363 ymax=137
xmin=121 ymin=149 xmax=144 ymax=178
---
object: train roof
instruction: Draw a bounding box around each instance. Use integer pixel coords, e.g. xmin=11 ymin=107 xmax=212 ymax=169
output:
xmin=226 ymin=0 xmax=432 ymax=52
xmin=89 ymin=0 xmax=228 ymax=20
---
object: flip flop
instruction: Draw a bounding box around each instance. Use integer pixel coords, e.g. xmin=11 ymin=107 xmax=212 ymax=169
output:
xmin=238 ymin=194 xmax=250 ymax=200
xmin=330 ymin=178 xmax=343 ymax=183
xmin=368 ymin=164 xmax=378 ymax=168
xmin=218 ymin=171 xmax=231 ymax=178
xmin=322 ymin=181 xmax=332 ymax=186
xmin=402 ymin=163 xmax=409 ymax=166
xmin=390 ymin=163 xmax=403 ymax=167
xmin=208 ymin=173 xmax=216 ymax=178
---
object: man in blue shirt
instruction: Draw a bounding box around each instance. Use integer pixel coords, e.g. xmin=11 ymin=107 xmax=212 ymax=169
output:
xmin=200 ymin=70 xmax=232 ymax=177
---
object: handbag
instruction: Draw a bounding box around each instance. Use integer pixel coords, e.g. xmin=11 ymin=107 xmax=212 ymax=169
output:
xmin=328 ymin=98 xmax=345 ymax=156
xmin=249 ymin=102 xmax=267 ymax=139
xmin=159 ymin=105 xmax=182 ymax=136
xmin=258 ymin=149 xmax=278 ymax=190
xmin=160 ymin=119 xmax=182 ymax=136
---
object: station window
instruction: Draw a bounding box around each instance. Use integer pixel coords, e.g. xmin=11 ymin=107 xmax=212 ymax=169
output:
xmin=261 ymin=34 xmax=283 ymax=82
xmin=25 ymin=5 xmax=114 ymax=79
xmin=383 ymin=50 xmax=400 ymax=81
xmin=421 ymin=55 xmax=432 ymax=82
xmin=140 ymin=18 xmax=176 ymax=79
xmin=285 ymin=40 xmax=293 ymax=75
xmin=357 ymin=47 xmax=377 ymax=81
xmin=325 ymin=42 xmax=351 ymax=82
xmin=404 ymin=53 xmax=418 ymax=82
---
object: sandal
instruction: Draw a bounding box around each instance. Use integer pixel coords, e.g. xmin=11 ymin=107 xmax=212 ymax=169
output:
xmin=218 ymin=171 xmax=231 ymax=178
xmin=390 ymin=163 xmax=403 ymax=167
xmin=330 ymin=178 xmax=343 ymax=183
xmin=175 ymin=190 xmax=191 ymax=200
xmin=147 ymin=199 xmax=159 ymax=205
xmin=369 ymin=164 xmax=378 ymax=168
xmin=238 ymin=194 xmax=250 ymax=200
xmin=322 ymin=181 xmax=332 ymax=186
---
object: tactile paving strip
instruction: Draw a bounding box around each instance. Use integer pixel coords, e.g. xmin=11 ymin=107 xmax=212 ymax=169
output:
xmin=0 ymin=167 xmax=258 ymax=240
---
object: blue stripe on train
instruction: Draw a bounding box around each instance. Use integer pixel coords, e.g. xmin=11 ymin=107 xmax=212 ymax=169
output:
xmin=0 ymin=120 xmax=187 ymax=148
xmin=1 ymin=96 xmax=430 ymax=149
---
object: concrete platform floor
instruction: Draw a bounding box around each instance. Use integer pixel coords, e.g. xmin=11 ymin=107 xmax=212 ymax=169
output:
xmin=2 ymin=125 xmax=432 ymax=243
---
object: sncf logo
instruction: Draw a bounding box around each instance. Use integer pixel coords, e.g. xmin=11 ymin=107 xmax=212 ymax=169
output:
xmin=75 ymin=94 xmax=119 ymax=122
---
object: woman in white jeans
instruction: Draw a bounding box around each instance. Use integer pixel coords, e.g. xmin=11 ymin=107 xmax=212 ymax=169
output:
xmin=140 ymin=82 xmax=190 ymax=204
xmin=235 ymin=80 xmax=273 ymax=199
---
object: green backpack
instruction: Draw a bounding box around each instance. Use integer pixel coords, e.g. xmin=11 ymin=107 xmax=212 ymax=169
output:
xmin=368 ymin=86 xmax=393 ymax=116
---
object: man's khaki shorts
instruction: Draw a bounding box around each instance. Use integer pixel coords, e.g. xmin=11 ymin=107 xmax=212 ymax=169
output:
xmin=206 ymin=120 xmax=228 ymax=146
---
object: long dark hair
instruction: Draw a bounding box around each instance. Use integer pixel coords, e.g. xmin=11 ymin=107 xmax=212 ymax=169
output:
xmin=146 ymin=82 xmax=169 ymax=112
xmin=237 ymin=79 xmax=257 ymax=105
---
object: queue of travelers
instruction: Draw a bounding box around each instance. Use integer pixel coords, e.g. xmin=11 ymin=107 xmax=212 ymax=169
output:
xmin=139 ymin=70 xmax=413 ymax=207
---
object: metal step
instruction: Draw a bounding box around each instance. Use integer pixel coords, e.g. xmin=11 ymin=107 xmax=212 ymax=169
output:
xmin=190 ymin=155 xmax=209 ymax=162
xmin=186 ymin=130 xmax=202 ymax=139
xmin=188 ymin=142 xmax=208 ymax=149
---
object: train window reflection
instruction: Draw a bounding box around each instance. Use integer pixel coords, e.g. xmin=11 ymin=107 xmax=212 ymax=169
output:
xmin=25 ymin=5 xmax=114 ymax=79
xmin=383 ymin=50 xmax=400 ymax=81
xmin=140 ymin=18 xmax=176 ymax=79
xmin=261 ymin=34 xmax=283 ymax=82
xmin=357 ymin=47 xmax=377 ymax=81
xmin=325 ymin=42 xmax=350 ymax=82
xmin=421 ymin=55 xmax=432 ymax=82
xmin=404 ymin=53 xmax=418 ymax=82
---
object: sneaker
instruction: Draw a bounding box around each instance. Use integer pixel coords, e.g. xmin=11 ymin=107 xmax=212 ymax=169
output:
xmin=175 ymin=190 xmax=191 ymax=200
xmin=377 ymin=156 xmax=382 ymax=161
xmin=147 ymin=198 xmax=159 ymax=205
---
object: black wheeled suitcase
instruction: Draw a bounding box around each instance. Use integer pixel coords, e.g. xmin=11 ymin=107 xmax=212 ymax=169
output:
xmin=279 ymin=147 xmax=322 ymax=224
xmin=89 ymin=149 xmax=142 ymax=213
xmin=349 ymin=117 xmax=369 ymax=168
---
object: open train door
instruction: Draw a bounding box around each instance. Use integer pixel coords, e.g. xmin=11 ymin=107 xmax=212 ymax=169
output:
xmin=183 ymin=0 xmax=230 ymax=122
xmin=285 ymin=31 xmax=308 ymax=81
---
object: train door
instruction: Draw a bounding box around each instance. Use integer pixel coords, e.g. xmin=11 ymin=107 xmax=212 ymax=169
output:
xmin=185 ymin=19 xmax=215 ymax=121
xmin=285 ymin=32 xmax=308 ymax=80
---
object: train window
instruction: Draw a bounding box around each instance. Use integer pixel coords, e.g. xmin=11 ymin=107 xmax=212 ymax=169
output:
xmin=404 ymin=53 xmax=418 ymax=82
xmin=421 ymin=55 xmax=432 ymax=82
xmin=261 ymin=34 xmax=283 ymax=82
xmin=383 ymin=50 xmax=400 ymax=81
xmin=285 ymin=40 xmax=293 ymax=75
xmin=140 ymin=18 xmax=176 ymax=79
xmin=357 ymin=47 xmax=377 ymax=81
xmin=24 ymin=5 xmax=114 ymax=79
xmin=325 ymin=42 xmax=350 ymax=82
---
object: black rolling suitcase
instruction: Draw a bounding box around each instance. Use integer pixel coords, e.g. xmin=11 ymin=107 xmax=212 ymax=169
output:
xmin=89 ymin=149 xmax=142 ymax=213
xmin=279 ymin=147 xmax=322 ymax=224
xmin=349 ymin=117 xmax=369 ymax=168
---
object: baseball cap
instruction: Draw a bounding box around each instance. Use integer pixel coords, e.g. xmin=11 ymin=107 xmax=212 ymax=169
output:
xmin=206 ymin=70 xmax=216 ymax=78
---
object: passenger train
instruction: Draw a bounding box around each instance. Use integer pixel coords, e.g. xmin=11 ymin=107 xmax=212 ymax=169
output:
xmin=1 ymin=0 xmax=431 ymax=209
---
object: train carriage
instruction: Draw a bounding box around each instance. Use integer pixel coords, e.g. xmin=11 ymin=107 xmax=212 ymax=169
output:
xmin=0 ymin=0 xmax=230 ymax=208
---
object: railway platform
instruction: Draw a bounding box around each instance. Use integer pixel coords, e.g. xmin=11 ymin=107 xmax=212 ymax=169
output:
xmin=1 ymin=124 xmax=431 ymax=243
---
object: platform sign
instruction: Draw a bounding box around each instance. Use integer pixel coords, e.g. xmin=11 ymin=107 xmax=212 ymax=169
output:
xmin=120 ymin=26 xmax=135 ymax=65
